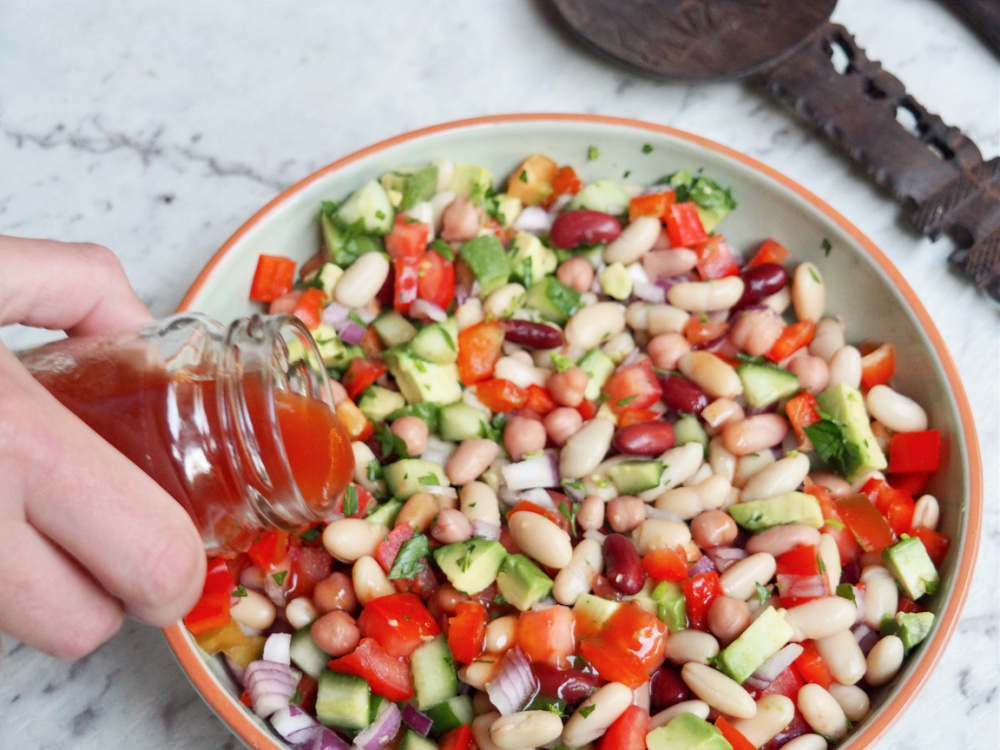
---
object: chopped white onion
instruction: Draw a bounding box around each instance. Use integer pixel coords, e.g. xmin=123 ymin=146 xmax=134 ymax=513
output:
xmin=262 ymin=633 xmax=292 ymax=665
xmin=410 ymin=298 xmax=448 ymax=322
xmin=512 ymin=205 xmax=553 ymax=234
xmin=583 ymin=529 xmax=607 ymax=545
xmin=471 ymin=520 xmax=502 ymax=541
xmin=632 ymin=280 xmax=667 ymax=303
xmin=501 ymin=453 xmax=559 ymax=491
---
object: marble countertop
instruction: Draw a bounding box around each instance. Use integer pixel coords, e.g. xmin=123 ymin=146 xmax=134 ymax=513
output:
xmin=0 ymin=1 xmax=996 ymax=748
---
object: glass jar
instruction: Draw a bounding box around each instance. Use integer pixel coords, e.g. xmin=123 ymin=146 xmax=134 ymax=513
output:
xmin=18 ymin=313 xmax=355 ymax=555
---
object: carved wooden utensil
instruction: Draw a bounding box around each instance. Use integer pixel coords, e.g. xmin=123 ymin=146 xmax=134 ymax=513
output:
xmin=551 ymin=0 xmax=1000 ymax=300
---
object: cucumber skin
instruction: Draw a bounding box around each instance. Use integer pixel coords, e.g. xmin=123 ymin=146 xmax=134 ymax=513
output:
xmin=409 ymin=635 xmax=459 ymax=709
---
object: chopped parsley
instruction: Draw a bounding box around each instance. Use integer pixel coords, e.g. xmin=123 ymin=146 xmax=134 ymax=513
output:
xmin=755 ymin=582 xmax=770 ymax=605
xmin=430 ymin=238 xmax=455 ymax=260
xmin=804 ymin=418 xmax=865 ymax=479
xmin=550 ymin=352 xmax=576 ymax=372
xmin=617 ymin=394 xmax=639 ymax=407
xmin=587 ymin=145 xmax=600 ymax=161
xmin=298 ymin=525 xmax=322 ymax=544
xmin=418 ymin=473 xmax=440 ymax=485
xmin=388 ymin=533 xmax=430 ymax=579
xmin=374 ymin=422 xmax=410 ymax=459
xmin=271 ymin=571 xmax=288 ymax=586
xmin=519 ymin=169 xmax=529 ymax=183
xmin=367 ymin=459 xmax=383 ymax=482
xmin=578 ymin=705 xmax=596 ymax=718
xmin=233 ymin=584 xmax=248 ymax=598
xmin=822 ymin=237 xmax=833 ymax=256
xmin=343 ymin=485 xmax=359 ymax=516
xmin=642 ymin=143 xmax=654 ymax=153
xmin=558 ymin=500 xmax=579 ymax=531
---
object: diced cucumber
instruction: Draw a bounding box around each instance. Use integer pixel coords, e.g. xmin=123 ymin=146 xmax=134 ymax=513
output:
xmin=524 ymin=277 xmax=581 ymax=324
xmin=315 ymin=670 xmax=371 ymax=731
xmin=289 ymin=625 xmax=327 ymax=679
xmin=567 ymin=180 xmax=630 ymax=214
xmin=366 ymin=499 xmax=404 ymax=527
xmin=449 ymin=164 xmax=494 ymax=200
xmin=673 ymin=413 xmax=709 ymax=452
xmin=357 ymin=386 xmax=406 ymax=423
xmin=384 ymin=459 xmax=449 ymax=499
xmin=381 ymin=165 xmax=438 ymax=210
xmin=651 ymin=580 xmax=687 ymax=633
xmin=608 ymin=460 xmax=665 ymax=494
xmin=728 ymin=492 xmax=824 ymax=532
xmin=508 ymin=231 xmax=557 ymax=288
xmin=400 ymin=729 xmax=439 ymax=750
xmin=423 ymin=694 xmax=474 ymax=736
xmin=373 ymin=311 xmax=419 ymax=347
xmin=439 ymin=402 xmax=490 ymax=442
xmin=321 ymin=211 xmax=386 ymax=267
xmin=409 ymin=319 xmax=459 ymax=364
xmin=334 ymin=179 xmax=395 ymax=235
xmin=737 ymin=363 xmax=800 ymax=408
xmin=410 ymin=635 xmax=459 ymax=710
xmin=577 ymin=348 xmax=615 ymax=401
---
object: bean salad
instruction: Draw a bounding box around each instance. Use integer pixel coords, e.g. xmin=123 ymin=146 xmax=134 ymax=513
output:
xmin=184 ymin=152 xmax=950 ymax=750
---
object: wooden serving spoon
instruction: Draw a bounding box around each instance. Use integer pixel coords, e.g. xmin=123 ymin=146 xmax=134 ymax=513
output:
xmin=550 ymin=0 xmax=1000 ymax=300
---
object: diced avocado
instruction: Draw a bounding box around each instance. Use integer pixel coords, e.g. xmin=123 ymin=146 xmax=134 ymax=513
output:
xmin=674 ymin=413 xmax=709 ymax=452
xmin=608 ymin=460 xmax=666 ymax=495
xmin=524 ymin=277 xmax=582 ymax=324
xmin=599 ymin=262 xmax=633 ymax=300
xmin=410 ymin=635 xmax=459 ymax=710
xmin=882 ymin=536 xmax=940 ymax=600
xmin=321 ymin=210 xmax=386 ymax=267
xmin=568 ymin=180 xmax=630 ymax=215
xmin=439 ymin=402 xmax=491 ymax=442
xmin=880 ymin=611 xmax=935 ymax=652
xmin=728 ymin=492 xmax=824 ymax=532
xmin=433 ymin=538 xmax=508 ymax=595
xmin=387 ymin=402 xmax=442 ymax=434
xmin=737 ymin=363 xmax=800 ymax=408
xmin=409 ymin=318 xmax=459 ymax=364
xmin=449 ymin=163 xmax=494 ymax=200
xmin=508 ymin=231 xmax=558 ymax=288
xmin=333 ymin=179 xmax=395 ymax=235
xmin=815 ymin=383 xmax=888 ymax=480
xmin=459 ymin=235 xmax=510 ymax=294
xmin=493 ymin=194 xmax=523 ymax=228
xmin=497 ymin=553 xmax=553 ymax=611
xmin=306 ymin=262 xmax=343 ymax=297
xmin=651 ymin=580 xmax=687 ymax=633
xmin=646 ymin=712 xmax=732 ymax=750
xmin=365 ymin=499 xmax=403 ymax=528
xmin=572 ymin=593 xmax=622 ymax=631
xmin=372 ymin=310 xmax=418 ymax=347
xmin=714 ymin=606 xmax=794 ymax=684
xmin=311 ymin=323 xmax=348 ymax=367
xmin=357 ymin=386 xmax=406 ymax=423
xmin=380 ymin=165 xmax=438 ymax=211
xmin=622 ymin=578 xmax=659 ymax=615
xmin=422 ymin=694 xmax=474 ymax=737
xmin=383 ymin=349 xmax=463 ymax=405
xmin=578 ymin=348 xmax=615 ymax=400
xmin=383 ymin=459 xmax=449 ymax=500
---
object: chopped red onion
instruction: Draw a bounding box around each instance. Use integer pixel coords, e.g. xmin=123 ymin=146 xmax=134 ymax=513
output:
xmin=420 ymin=436 xmax=455 ymax=466
xmin=631 ymin=281 xmax=667 ymax=303
xmin=688 ymin=554 xmax=717 ymax=577
xmin=852 ymin=622 xmax=880 ymax=655
xmin=323 ymin=510 xmax=346 ymax=524
xmin=271 ymin=706 xmax=333 ymax=750
xmin=632 ymin=682 xmax=651 ymax=710
xmin=776 ymin=574 xmax=828 ymax=601
xmin=338 ymin=320 xmax=367 ymax=344
xmin=400 ymin=704 xmax=434 ymax=737
xmin=850 ymin=587 xmax=866 ymax=624
xmin=486 ymin=646 xmax=537 ymax=716
xmin=745 ymin=402 xmax=780 ymax=417
xmin=321 ymin=302 xmax=350 ymax=327
xmin=705 ymin=546 xmax=749 ymax=573
xmin=501 ymin=453 xmax=560 ymax=491
xmin=744 ymin=643 xmax=804 ymax=691
xmin=410 ymin=298 xmax=448 ymax=322
xmin=512 ymin=205 xmax=554 ymax=234
xmin=244 ymin=659 xmax=301 ymax=718
xmin=471 ymin=519 xmax=502 ymax=541
xmin=264 ymin=569 xmax=288 ymax=605
xmin=310 ymin=727 xmax=352 ymax=750
xmin=353 ymin=701 xmax=401 ymax=750
xmin=263 ymin=633 xmax=292 ymax=665
xmin=561 ymin=481 xmax=587 ymax=503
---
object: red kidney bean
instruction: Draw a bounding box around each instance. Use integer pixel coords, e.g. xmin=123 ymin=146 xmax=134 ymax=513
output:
xmin=532 ymin=663 xmax=603 ymax=704
xmin=549 ymin=210 xmax=622 ymax=250
xmin=736 ymin=262 xmax=788 ymax=307
xmin=658 ymin=373 xmax=710 ymax=415
xmin=603 ymin=533 xmax=644 ymax=595
xmin=649 ymin=665 xmax=692 ymax=710
xmin=499 ymin=319 xmax=565 ymax=349
xmin=613 ymin=421 xmax=676 ymax=455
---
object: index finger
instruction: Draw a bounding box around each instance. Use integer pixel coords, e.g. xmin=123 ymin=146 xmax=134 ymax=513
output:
xmin=0 ymin=235 xmax=153 ymax=336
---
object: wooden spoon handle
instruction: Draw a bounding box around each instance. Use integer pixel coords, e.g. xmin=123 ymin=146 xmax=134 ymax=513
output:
xmin=758 ymin=22 xmax=1000 ymax=300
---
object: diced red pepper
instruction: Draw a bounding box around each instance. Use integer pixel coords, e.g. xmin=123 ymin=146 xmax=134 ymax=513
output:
xmin=385 ymin=215 xmax=430 ymax=260
xmin=793 ymin=641 xmax=834 ymax=689
xmin=457 ymin=321 xmax=504 ymax=386
xmin=775 ymin=544 xmax=826 ymax=607
xmin=746 ymin=239 xmax=789 ymax=267
xmin=393 ymin=257 xmax=421 ymax=314
xmin=439 ymin=725 xmax=474 ymax=750
xmin=693 ymin=235 xmax=740 ymax=279
xmin=358 ymin=325 xmax=384 ymax=359
xmin=766 ymin=320 xmax=816 ymax=362
xmin=908 ymin=527 xmax=951 ymax=568
xmin=508 ymin=501 xmax=568 ymax=533
xmin=683 ymin=316 xmax=730 ymax=345
xmin=448 ymin=601 xmax=488 ymax=665
xmin=599 ymin=705 xmax=650 ymax=750
xmin=524 ymin=384 xmax=557 ymax=416
xmin=476 ymin=378 xmax=528 ymax=413
xmin=628 ymin=190 xmax=675 ymax=221
xmin=805 ymin=481 xmax=863 ymax=566
xmin=888 ymin=430 xmax=942 ymax=474
xmin=576 ymin=399 xmax=598 ymax=420
xmin=291 ymin=287 xmax=327 ymax=329
xmin=860 ymin=343 xmax=895 ymax=390
xmin=246 ymin=530 xmax=290 ymax=571
xmin=682 ymin=571 xmax=723 ymax=631
xmin=356 ymin=593 xmax=440 ymax=658
xmin=786 ymin=391 xmax=821 ymax=445
xmin=545 ymin=165 xmax=583 ymax=206
xmin=603 ymin=359 xmax=663 ymax=414
xmin=375 ymin=524 xmax=416 ymax=573
xmin=862 ymin=477 xmax=916 ymax=537
xmin=284 ymin=546 xmax=334 ymax=600
xmin=618 ymin=408 xmax=662 ymax=427
xmin=416 ymin=249 xmax=456 ymax=312
xmin=758 ymin=663 xmax=806 ymax=701
xmin=184 ymin=558 xmax=236 ymax=636
xmin=342 ymin=358 xmax=388 ymax=400
xmin=249 ymin=254 xmax=298 ymax=303
xmin=664 ymin=202 xmax=708 ymax=247
xmin=887 ymin=471 xmax=931 ymax=497
xmin=642 ymin=546 xmax=690 ymax=582
xmin=835 ymin=493 xmax=896 ymax=552
xmin=327 ymin=637 xmax=414 ymax=702
xmin=715 ymin=716 xmax=756 ymax=750
xmin=579 ymin=603 xmax=667 ymax=688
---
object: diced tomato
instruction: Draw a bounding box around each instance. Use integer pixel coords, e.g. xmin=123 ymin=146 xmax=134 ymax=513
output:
xmin=835 ymin=493 xmax=896 ymax=552
xmin=715 ymin=716 xmax=755 ymax=750
xmin=908 ymin=527 xmax=951 ymax=568
xmin=393 ymin=257 xmax=421 ymax=314
xmin=375 ymin=524 xmax=416 ymax=573
xmin=546 ymin=165 xmax=583 ymax=206
xmin=290 ymin=673 xmax=318 ymax=714
xmin=330 ymin=483 xmax=375 ymax=518
xmin=862 ymin=477 xmax=916 ymax=537
xmin=184 ymin=558 xmax=236 ymax=636
xmin=524 ymin=384 xmax=557 ymax=416
xmin=888 ymin=430 xmax=942 ymax=474
xmin=385 ymin=215 xmax=429 ymax=260
xmin=897 ymin=596 xmax=925 ymax=614
xmin=246 ymin=530 xmax=290 ymax=571
xmin=239 ymin=688 xmax=253 ymax=707
xmin=775 ymin=544 xmax=826 ymax=607
xmin=516 ymin=605 xmax=576 ymax=668
xmin=476 ymin=378 xmax=528 ymax=413
xmin=249 ymin=254 xmax=298 ymax=303
xmin=335 ymin=399 xmax=373 ymax=441
xmin=618 ymin=408 xmax=661 ymax=427
xmin=268 ymin=289 xmax=303 ymax=315
xmin=683 ymin=316 xmax=729 ymax=345
xmin=887 ymin=471 xmax=931 ymax=497
xmin=507 ymin=154 xmax=559 ymax=206
xmin=794 ymin=641 xmax=834 ymax=689
xmin=693 ymin=235 xmax=740 ymax=279
xmin=642 ymin=546 xmax=689 ymax=582
xmin=598 ymin=705 xmax=650 ymax=750
xmin=860 ymin=342 xmax=895 ymax=390
xmin=682 ymin=571 xmax=723 ymax=631
xmin=577 ymin=399 xmax=598 ymax=420
xmin=285 ymin=546 xmax=334 ymax=600
xmin=438 ymin=724 xmax=474 ymax=750
xmin=628 ymin=190 xmax=675 ymax=221
xmin=290 ymin=287 xmax=327 ymax=329
xmin=457 ymin=321 xmax=504 ymax=386
xmin=786 ymin=391 xmax=821 ymax=445
xmin=357 ymin=593 xmax=440 ymax=658
xmin=342 ymin=358 xmax=388 ymax=400
xmin=579 ymin=602 xmax=667 ymax=688
xmin=664 ymin=202 xmax=708 ymax=247
xmin=416 ymin=249 xmax=456 ymax=312
xmin=746 ymin=239 xmax=789 ymax=267
xmin=766 ymin=320 xmax=816 ymax=362
xmin=603 ymin=359 xmax=663 ymax=414
xmin=358 ymin=325 xmax=384 ymax=359
xmin=448 ymin=601 xmax=488 ymax=665
xmin=327 ymin=637 xmax=414 ymax=702
xmin=804 ymin=481 xmax=862 ymax=566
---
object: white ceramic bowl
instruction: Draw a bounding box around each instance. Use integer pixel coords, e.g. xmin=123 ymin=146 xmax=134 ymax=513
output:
xmin=165 ymin=114 xmax=982 ymax=750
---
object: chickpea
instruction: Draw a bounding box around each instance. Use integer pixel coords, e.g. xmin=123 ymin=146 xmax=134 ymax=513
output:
xmin=556 ymin=256 xmax=595 ymax=292
xmin=647 ymin=332 xmax=692 ymax=371
xmin=312 ymin=571 xmax=359 ymax=615
xmin=310 ymin=610 xmax=361 ymax=657
xmin=390 ymin=415 xmax=429 ymax=457
xmin=431 ymin=507 xmax=473 ymax=544
xmin=547 ymin=366 xmax=589 ymax=407
xmin=690 ymin=510 xmax=739 ymax=549
xmin=503 ymin=416 xmax=548 ymax=461
xmin=606 ymin=496 xmax=647 ymax=533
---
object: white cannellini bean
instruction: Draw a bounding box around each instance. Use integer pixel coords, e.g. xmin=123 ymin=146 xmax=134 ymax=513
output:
xmin=625 ymin=301 xmax=652 ymax=330
xmin=633 ymin=519 xmax=693 ymax=555
xmin=285 ymin=597 xmax=320 ymax=631
xmin=564 ymin=301 xmax=626 ymax=350
xmin=604 ymin=215 xmax=661 ymax=264
xmin=720 ymin=553 xmax=777 ymax=601
xmin=862 ymin=575 xmax=899 ymax=630
xmin=647 ymin=303 xmax=690 ymax=335
xmin=732 ymin=450 xmax=775 ymax=488
xmin=781 ymin=734 xmax=829 ymax=750
xmin=664 ymin=629 xmax=720 ymax=665
xmin=866 ymin=384 xmax=929 ymax=432
xmin=691 ymin=474 xmax=732 ymax=511
xmin=792 ymin=262 xmax=825 ymax=321
xmin=455 ymin=297 xmax=485 ymax=330
xmin=681 ymin=662 xmax=757 ymax=719
xmin=323 ymin=519 xmax=388 ymax=562
xmin=740 ymin=453 xmax=811 ymax=502
xmin=484 ymin=283 xmax=526 ymax=319
xmin=655 ymin=487 xmax=703 ymax=520
xmin=826 ymin=345 xmax=862 ymax=389
xmin=668 ymin=277 xmax=745 ymax=312
xmin=732 ymin=694 xmax=796 ymax=748
xmin=679 ymin=351 xmax=743 ymax=399
xmin=797 ymin=683 xmax=848 ymax=741
xmin=746 ymin=524 xmax=822 ymax=558
xmin=818 ymin=533 xmax=842 ymax=594
xmin=783 ymin=597 xmax=858 ymax=642
xmin=494 ymin=355 xmax=549 ymax=389
xmin=827 ymin=683 xmax=870 ymax=722
xmin=815 ymin=629 xmax=867 ymax=685
xmin=553 ymin=538 xmax=602 ymax=605
xmin=709 ymin=437 xmax=737 ymax=482
xmin=489 ymin=710 xmax=564 ymax=749
xmin=333 ymin=251 xmax=390 ymax=308
xmin=640 ymin=443 xmax=706 ymax=501
xmin=762 ymin=285 xmax=792 ymax=315
xmin=508 ymin=510 xmax=573 ymax=569
xmin=560 ymin=417 xmax=616 ymax=478
xmin=460 ymin=481 xmax=501 ymax=526
xmin=866 ymin=634 xmax=905 ymax=686
xmin=352 ymin=555 xmax=394 ymax=605
xmin=472 ymin=712 xmax=506 ymax=750
xmin=648 ymin=700 xmax=711 ymax=730
xmin=562 ymin=682 xmax=633 ymax=747
xmin=485 ymin=615 xmax=518 ymax=653
xmin=230 ymin=589 xmax=276 ymax=630
xmin=809 ymin=317 xmax=846 ymax=362
xmin=912 ymin=494 xmax=940 ymax=530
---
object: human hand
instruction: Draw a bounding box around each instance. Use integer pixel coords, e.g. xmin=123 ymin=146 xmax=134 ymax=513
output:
xmin=0 ymin=235 xmax=205 ymax=661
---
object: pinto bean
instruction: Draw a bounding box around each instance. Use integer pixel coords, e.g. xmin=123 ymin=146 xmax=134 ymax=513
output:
xmin=643 ymin=247 xmax=699 ymax=279
xmin=576 ymin=495 xmax=606 ymax=532
xmin=310 ymin=610 xmax=360 ymax=657
xmin=607 ymin=496 xmax=648 ymax=533
xmin=613 ymin=421 xmax=676 ymax=455
xmin=446 ymin=439 xmax=501 ymax=485
xmin=745 ymin=524 xmax=821 ymax=558
xmin=556 ymin=256 xmax=596 ymax=292
xmin=391 ymin=416 xmax=429 ymax=458
xmin=603 ymin=533 xmax=644 ymax=595
xmin=729 ymin=309 xmax=783 ymax=357
xmin=503 ymin=416 xmax=547 ymax=461
xmin=313 ymin=571 xmax=359 ymax=614
xmin=431 ymin=507 xmax=473 ymax=544
xmin=690 ymin=510 xmax=739 ymax=549
xmin=547 ymin=366 xmax=589 ymax=408
xmin=786 ymin=354 xmax=829 ymax=393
